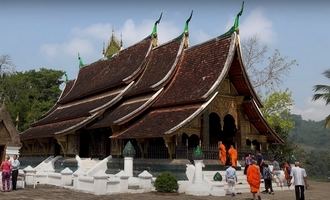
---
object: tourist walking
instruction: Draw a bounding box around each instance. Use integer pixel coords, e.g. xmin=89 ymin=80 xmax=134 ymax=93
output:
xmin=283 ymin=161 xmax=292 ymax=187
xmin=271 ymin=157 xmax=283 ymax=188
xmin=228 ymin=145 xmax=237 ymax=167
xmin=218 ymin=141 xmax=226 ymax=165
xmin=225 ymin=164 xmax=237 ymax=197
xmin=11 ymin=155 xmax=20 ymax=190
xmin=244 ymin=153 xmax=252 ymax=175
xmin=247 ymin=159 xmax=262 ymax=200
xmin=290 ymin=161 xmax=308 ymax=200
xmin=0 ymin=155 xmax=12 ymax=192
xmin=262 ymin=163 xmax=274 ymax=194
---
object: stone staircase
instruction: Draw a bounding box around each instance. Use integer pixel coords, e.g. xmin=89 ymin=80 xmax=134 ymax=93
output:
xmin=203 ymin=170 xmax=293 ymax=194
xmin=78 ymin=158 xmax=101 ymax=173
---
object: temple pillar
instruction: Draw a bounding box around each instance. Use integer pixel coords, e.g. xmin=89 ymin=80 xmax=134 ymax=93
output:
xmin=136 ymin=139 xmax=148 ymax=158
xmin=201 ymin=111 xmax=209 ymax=147
xmin=36 ymin=138 xmax=52 ymax=155
xmin=111 ymin=139 xmax=122 ymax=156
xmin=55 ymin=135 xmax=68 ymax=157
xmin=163 ymin=136 xmax=175 ymax=159
xmin=67 ymin=134 xmax=79 ymax=156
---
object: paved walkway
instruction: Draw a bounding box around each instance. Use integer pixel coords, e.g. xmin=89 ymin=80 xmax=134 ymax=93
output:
xmin=0 ymin=180 xmax=329 ymax=200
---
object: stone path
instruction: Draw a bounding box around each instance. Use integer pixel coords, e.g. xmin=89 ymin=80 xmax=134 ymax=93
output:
xmin=0 ymin=180 xmax=328 ymax=200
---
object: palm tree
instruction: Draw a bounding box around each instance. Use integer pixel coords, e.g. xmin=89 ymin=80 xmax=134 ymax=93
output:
xmin=313 ymin=69 xmax=330 ymax=128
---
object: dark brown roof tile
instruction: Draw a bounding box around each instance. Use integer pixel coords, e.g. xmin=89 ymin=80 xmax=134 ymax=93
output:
xmin=60 ymin=36 xmax=152 ymax=103
xmin=113 ymin=105 xmax=201 ymax=139
xmin=153 ymin=35 xmax=232 ymax=108
xmin=20 ymin=117 xmax=87 ymax=140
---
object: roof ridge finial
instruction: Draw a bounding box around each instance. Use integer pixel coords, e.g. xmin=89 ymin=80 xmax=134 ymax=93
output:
xmin=234 ymin=1 xmax=244 ymax=32
xmin=111 ymin=26 xmax=115 ymax=39
xmin=102 ymin=42 xmax=105 ymax=57
xmin=151 ymin=12 xmax=163 ymax=38
xmin=78 ymin=52 xmax=84 ymax=68
xmin=221 ymin=1 xmax=244 ymax=37
xmin=120 ymin=32 xmax=123 ymax=48
xmin=151 ymin=12 xmax=163 ymax=47
xmin=184 ymin=10 xmax=193 ymax=34
xmin=64 ymin=72 xmax=69 ymax=83
xmin=183 ymin=10 xmax=193 ymax=48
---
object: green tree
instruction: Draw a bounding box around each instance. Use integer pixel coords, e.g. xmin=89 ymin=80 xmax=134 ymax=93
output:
xmin=312 ymin=69 xmax=330 ymax=128
xmin=0 ymin=68 xmax=64 ymax=131
xmin=261 ymin=91 xmax=296 ymax=162
xmin=262 ymin=90 xmax=294 ymax=139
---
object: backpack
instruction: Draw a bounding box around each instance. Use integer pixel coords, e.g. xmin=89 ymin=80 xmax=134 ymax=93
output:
xmin=263 ymin=167 xmax=272 ymax=179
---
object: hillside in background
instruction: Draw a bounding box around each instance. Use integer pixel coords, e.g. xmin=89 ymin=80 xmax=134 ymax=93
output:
xmin=289 ymin=114 xmax=330 ymax=151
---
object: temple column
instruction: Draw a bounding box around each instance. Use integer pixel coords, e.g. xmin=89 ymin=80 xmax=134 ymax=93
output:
xmin=136 ymin=139 xmax=148 ymax=158
xmin=163 ymin=136 xmax=175 ymax=159
xmin=201 ymin=111 xmax=209 ymax=147
xmin=67 ymin=134 xmax=79 ymax=156
xmin=55 ymin=135 xmax=68 ymax=157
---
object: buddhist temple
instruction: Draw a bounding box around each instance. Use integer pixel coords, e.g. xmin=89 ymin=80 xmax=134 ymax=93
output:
xmin=0 ymin=104 xmax=21 ymax=160
xmin=20 ymin=7 xmax=283 ymax=160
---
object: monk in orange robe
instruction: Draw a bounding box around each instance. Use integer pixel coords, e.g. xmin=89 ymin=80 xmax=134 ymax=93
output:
xmin=228 ymin=145 xmax=238 ymax=167
xmin=247 ymin=160 xmax=262 ymax=200
xmin=218 ymin=141 xmax=226 ymax=165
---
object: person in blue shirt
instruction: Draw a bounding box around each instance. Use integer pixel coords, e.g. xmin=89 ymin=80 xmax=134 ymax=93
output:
xmin=225 ymin=164 xmax=238 ymax=197
xmin=11 ymin=155 xmax=20 ymax=190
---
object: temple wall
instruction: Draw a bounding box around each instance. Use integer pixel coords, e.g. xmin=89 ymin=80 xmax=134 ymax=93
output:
xmin=21 ymin=138 xmax=55 ymax=156
xmin=173 ymin=76 xmax=271 ymax=155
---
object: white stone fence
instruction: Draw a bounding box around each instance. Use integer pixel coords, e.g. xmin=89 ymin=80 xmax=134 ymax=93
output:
xmin=22 ymin=156 xmax=154 ymax=195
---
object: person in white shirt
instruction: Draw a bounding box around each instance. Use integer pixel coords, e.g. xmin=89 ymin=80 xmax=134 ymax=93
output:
xmin=290 ymin=161 xmax=307 ymax=200
xmin=225 ymin=164 xmax=237 ymax=197
xmin=11 ymin=155 xmax=20 ymax=190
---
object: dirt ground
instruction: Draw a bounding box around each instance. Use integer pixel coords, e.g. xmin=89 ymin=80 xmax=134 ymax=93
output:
xmin=0 ymin=180 xmax=328 ymax=200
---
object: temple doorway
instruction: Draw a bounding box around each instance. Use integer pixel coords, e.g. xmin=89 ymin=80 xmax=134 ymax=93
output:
xmin=79 ymin=132 xmax=91 ymax=158
xmin=223 ymin=114 xmax=237 ymax=149
xmin=54 ymin=142 xmax=61 ymax=156
xmin=0 ymin=145 xmax=5 ymax=161
xmin=209 ymin=113 xmax=222 ymax=146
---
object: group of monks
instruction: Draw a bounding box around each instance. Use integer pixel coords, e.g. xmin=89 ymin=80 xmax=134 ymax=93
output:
xmin=218 ymin=141 xmax=237 ymax=167
xmin=218 ymin=141 xmax=262 ymax=200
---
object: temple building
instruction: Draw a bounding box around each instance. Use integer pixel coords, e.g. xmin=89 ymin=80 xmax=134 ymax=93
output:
xmin=20 ymin=8 xmax=283 ymax=160
xmin=0 ymin=104 xmax=21 ymax=160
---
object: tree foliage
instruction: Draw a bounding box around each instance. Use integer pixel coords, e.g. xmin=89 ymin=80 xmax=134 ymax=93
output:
xmin=312 ymin=69 xmax=330 ymax=128
xmin=261 ymin=90 xmax=294 ymax=139
xmin=242 ymin=35 xmax=298 ymax=93
xmin=154 ymin=172 xmax=178 ymax=193
xmin=261 ymin=91 xmax=295 ymax=162
xmin=289 ymin=114 xmax=330 ymax=180
xmin=0 ymin=54 xmax=15 ymax=76
xmin=0 ymin=68 xmax=64 ymax=131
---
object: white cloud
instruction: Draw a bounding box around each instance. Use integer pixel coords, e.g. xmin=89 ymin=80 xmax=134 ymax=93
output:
xmin=234 ymin=7 xmax=275 ymax=44
xmin=192 ymin=30 xmax=212 ymax=44
xmin=292 ymin=98 xmax=330 ymax=121
xmin=40 ymin=19 xmax=181 ymax=61
xmin=40 ymin=38 xmax=95 ymax=59
xmin=120 ymin=19 xmax=180 ymax=46
xmin=71 ymin=23 xmax=113 ymax=41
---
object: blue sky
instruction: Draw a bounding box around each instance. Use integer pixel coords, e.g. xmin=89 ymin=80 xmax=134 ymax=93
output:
xmin=1 ymin=0 xmax=330 ymax=121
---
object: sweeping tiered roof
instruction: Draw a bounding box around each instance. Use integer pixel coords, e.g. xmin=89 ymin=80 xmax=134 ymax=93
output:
xmin=21 ymin=35 xmax=153 ymax=140
xmin=112 ymin=33 xmax=234 ymax=138
xmin=90 ymin=35 xmax=185 ymax=128
xmin=20 ymin=11 xmax=283 ymax=144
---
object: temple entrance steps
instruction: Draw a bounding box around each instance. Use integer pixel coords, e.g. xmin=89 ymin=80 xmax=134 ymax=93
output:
xmin=76 ymin=155 xmax=112 ymax=176
xmin=203 ymin=170 xmax=294 ymax=194
xmin=77 ymin=158 xmax=101 ymax=173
